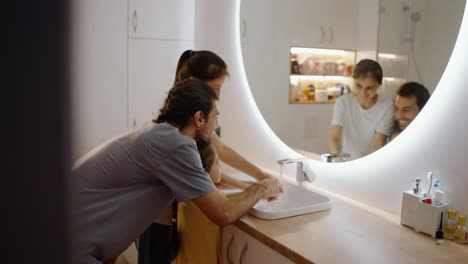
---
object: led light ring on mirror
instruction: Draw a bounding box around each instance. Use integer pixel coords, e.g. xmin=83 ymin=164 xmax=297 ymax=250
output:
xmin=232 ymin=0 xmax=468 ymax=166
xmin=238 ymin=0 xmax=465 ymax=162
xmin=196 ymin=0 xmax=468 ymax=216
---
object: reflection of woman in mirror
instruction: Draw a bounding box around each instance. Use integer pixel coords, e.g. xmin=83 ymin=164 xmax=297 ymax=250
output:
xmin=328 ymin=59 xmax=394 ymax=161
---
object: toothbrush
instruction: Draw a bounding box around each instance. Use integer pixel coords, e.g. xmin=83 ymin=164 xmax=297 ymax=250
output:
xmin=426 ymin=171 xmax=433 ymax=196
xmin=433 ymin=179 xmax=441 ymax=189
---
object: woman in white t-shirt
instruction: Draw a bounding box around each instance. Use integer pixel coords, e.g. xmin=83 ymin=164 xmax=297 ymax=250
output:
xmin=329 ymin=59 xmax=394 ymax=161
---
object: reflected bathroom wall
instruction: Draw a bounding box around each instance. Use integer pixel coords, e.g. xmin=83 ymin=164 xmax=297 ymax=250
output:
xmin=378 ymin=0 xmax=465 ymax=100
xmin=241 ymin=0 xmax=465 ymax=156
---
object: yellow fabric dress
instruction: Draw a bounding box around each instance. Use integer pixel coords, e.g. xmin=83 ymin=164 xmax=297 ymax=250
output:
xmin=172 ymin=201 xmax=223 ymax=264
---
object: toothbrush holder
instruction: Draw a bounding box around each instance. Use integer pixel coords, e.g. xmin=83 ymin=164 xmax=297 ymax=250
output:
xmin=400 ymin=190 xmax=448 ymax=237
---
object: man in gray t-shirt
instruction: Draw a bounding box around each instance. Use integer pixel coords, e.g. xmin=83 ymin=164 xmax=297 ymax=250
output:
xmin=73 ymin=80 xmax=281 ymax=263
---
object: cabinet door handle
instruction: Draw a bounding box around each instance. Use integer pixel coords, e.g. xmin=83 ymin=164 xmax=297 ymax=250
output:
xmin=328 ymin=27 xmax=334 ymax=44
xmin=132 ymin=10 xmax=137 ymax=32
xmin=320 ymin=25 xmax=326 ymax=44
xmin=239 ymin=242 xmax=248 ymax=264
xmin=226 ymin=233 xmax=235 ymax=264
xmin=132 ymin=119 xmax=136 ymax=128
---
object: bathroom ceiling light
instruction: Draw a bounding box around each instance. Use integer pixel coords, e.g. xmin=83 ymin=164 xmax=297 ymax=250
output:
xmin=378 ymin=53 xmax=398 ymax=59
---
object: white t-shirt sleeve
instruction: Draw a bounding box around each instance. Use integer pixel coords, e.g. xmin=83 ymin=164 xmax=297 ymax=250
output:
xmin=159 ymin=143 xmax=215 ymax=202
xmin=331 ymin=97 xmax=345 ymax=126
xmin=376 ymin=102 xmax=395 ymax=136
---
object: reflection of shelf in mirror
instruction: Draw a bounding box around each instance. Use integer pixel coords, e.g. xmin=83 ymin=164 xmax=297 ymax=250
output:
xmin=291 ymin=98 xmax=336 ymax=104
xmin=291 ymin=47 xmax=356 ymax=77
xmin=378 ymin=53 xmax=407 ymax=61
xmin=378 ymin=53 xmax=397 ymax=59
xmin=290 ymin=47 xmax=356 ymax=105
xmin=291 ymin=47 xmax=347 ymax=56
xmin=290 ymin=75 xmax=352 ymax=81
xmin=383 ymin=77 xmax=406 ymax=82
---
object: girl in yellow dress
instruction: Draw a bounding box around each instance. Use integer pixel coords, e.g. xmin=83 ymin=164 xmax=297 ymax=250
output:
xmin=172 ymin=142 xmax=252 ymax=264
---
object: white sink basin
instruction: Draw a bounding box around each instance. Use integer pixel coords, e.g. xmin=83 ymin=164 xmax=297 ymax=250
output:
xmin=227 ymin=173 xmax=332 ymax=220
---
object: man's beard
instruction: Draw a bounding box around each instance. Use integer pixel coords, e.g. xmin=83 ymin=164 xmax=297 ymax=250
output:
xmin=196 ymin=137 xmax=212 ymax=149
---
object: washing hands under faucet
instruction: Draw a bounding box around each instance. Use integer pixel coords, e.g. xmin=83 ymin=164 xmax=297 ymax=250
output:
xmin=277 ymin=158 xmax=311 ymax=186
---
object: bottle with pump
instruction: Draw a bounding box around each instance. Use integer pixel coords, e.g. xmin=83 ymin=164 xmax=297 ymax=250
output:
xmin=444 ymin=209 xmax=458 ymax=240
xmin=453 ymin=215 xmax=468 ymax=244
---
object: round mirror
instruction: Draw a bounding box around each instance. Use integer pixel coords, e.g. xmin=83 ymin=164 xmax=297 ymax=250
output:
xmin=240 ymin=0 xmax=465 ymax=161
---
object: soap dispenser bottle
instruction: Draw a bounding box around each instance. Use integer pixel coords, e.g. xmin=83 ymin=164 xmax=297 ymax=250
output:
xmin=453 ymin=215 xmax=468 ymax=244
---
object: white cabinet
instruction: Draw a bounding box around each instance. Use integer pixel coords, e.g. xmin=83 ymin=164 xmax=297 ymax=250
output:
xmin=221 ymin=225 xmax=294 ymax=264
xmin=127 ymin=39 xmax=193 ymax=128
xmin=72 ymin=0 xmax=196 ymax=158
xmin=326 ymin=0 xmax=358 ymax=49
xmin=127 ymin=0 xmax=194 ymax=128
xmin=285 ymin=0 xmax=357 ymax=49
xmin=128 ymin=0 xmax=194 ymax=40
xmin=286 ymin=0 xmax=323 ymax=47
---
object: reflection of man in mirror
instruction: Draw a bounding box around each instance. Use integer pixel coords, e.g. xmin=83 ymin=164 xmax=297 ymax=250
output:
xmin=391 ymin=82 xmax=430 ymax=140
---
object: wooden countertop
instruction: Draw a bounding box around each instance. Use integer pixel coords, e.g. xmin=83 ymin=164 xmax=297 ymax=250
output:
xmin=232 ymin=188 xmax=468 ymax=263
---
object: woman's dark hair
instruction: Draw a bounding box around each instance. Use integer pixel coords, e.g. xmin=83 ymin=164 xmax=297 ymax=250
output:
xmin=154 ymin=79 xmax=218 ymax=128
xmin=396 ymin=82 xmax=431 ymax=110
xmin=197 ymin=140 xmax=216 ymax=173
xmin=174 ymin=50 xmax=229 ymax=85
xmin=353 ymin=59 xmax=383 ymax=84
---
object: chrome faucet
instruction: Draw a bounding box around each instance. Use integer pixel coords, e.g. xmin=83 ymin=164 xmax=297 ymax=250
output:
xmin=320 ymin=153 xmax=350 ymax=163
xmin=277 ymin=158 xmax=311 ymax=185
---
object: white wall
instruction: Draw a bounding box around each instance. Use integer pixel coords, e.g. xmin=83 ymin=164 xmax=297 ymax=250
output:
xmin=377 ymin=0 xmax=465 ymax=93
xmin=72 ymin=0 xmax=468 ymax=218
xmin=196 ymin=0 xmax=468 ymax=217
xmin=408 ymin=0 xmax=465 ymax=92
xmin=71 ymin=0 xmax=128 ymax=161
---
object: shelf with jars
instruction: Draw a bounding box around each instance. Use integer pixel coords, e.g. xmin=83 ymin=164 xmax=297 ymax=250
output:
xmin=289 ymin=47 xmax=356 ymax=104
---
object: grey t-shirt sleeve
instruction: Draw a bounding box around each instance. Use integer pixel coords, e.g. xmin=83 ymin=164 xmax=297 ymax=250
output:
xmin=158 ymin=142 xmax=215 ymax=202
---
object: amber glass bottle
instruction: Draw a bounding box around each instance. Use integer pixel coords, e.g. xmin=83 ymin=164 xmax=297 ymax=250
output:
xmin=453 ymin=215 xmax=467 ymax=244
xmin=444 ymin=209 xmax=457 ymax=240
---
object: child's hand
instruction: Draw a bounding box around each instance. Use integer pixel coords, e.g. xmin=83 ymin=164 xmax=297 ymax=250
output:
xmin=257 ymin=178 xmax=283 ymax=200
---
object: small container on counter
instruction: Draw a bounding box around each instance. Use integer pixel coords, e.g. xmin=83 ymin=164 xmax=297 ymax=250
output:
xmin=454 ymin=215 xmax=468 ymax=244
xmin=444 ymin=209 xmax=458 ymax=240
